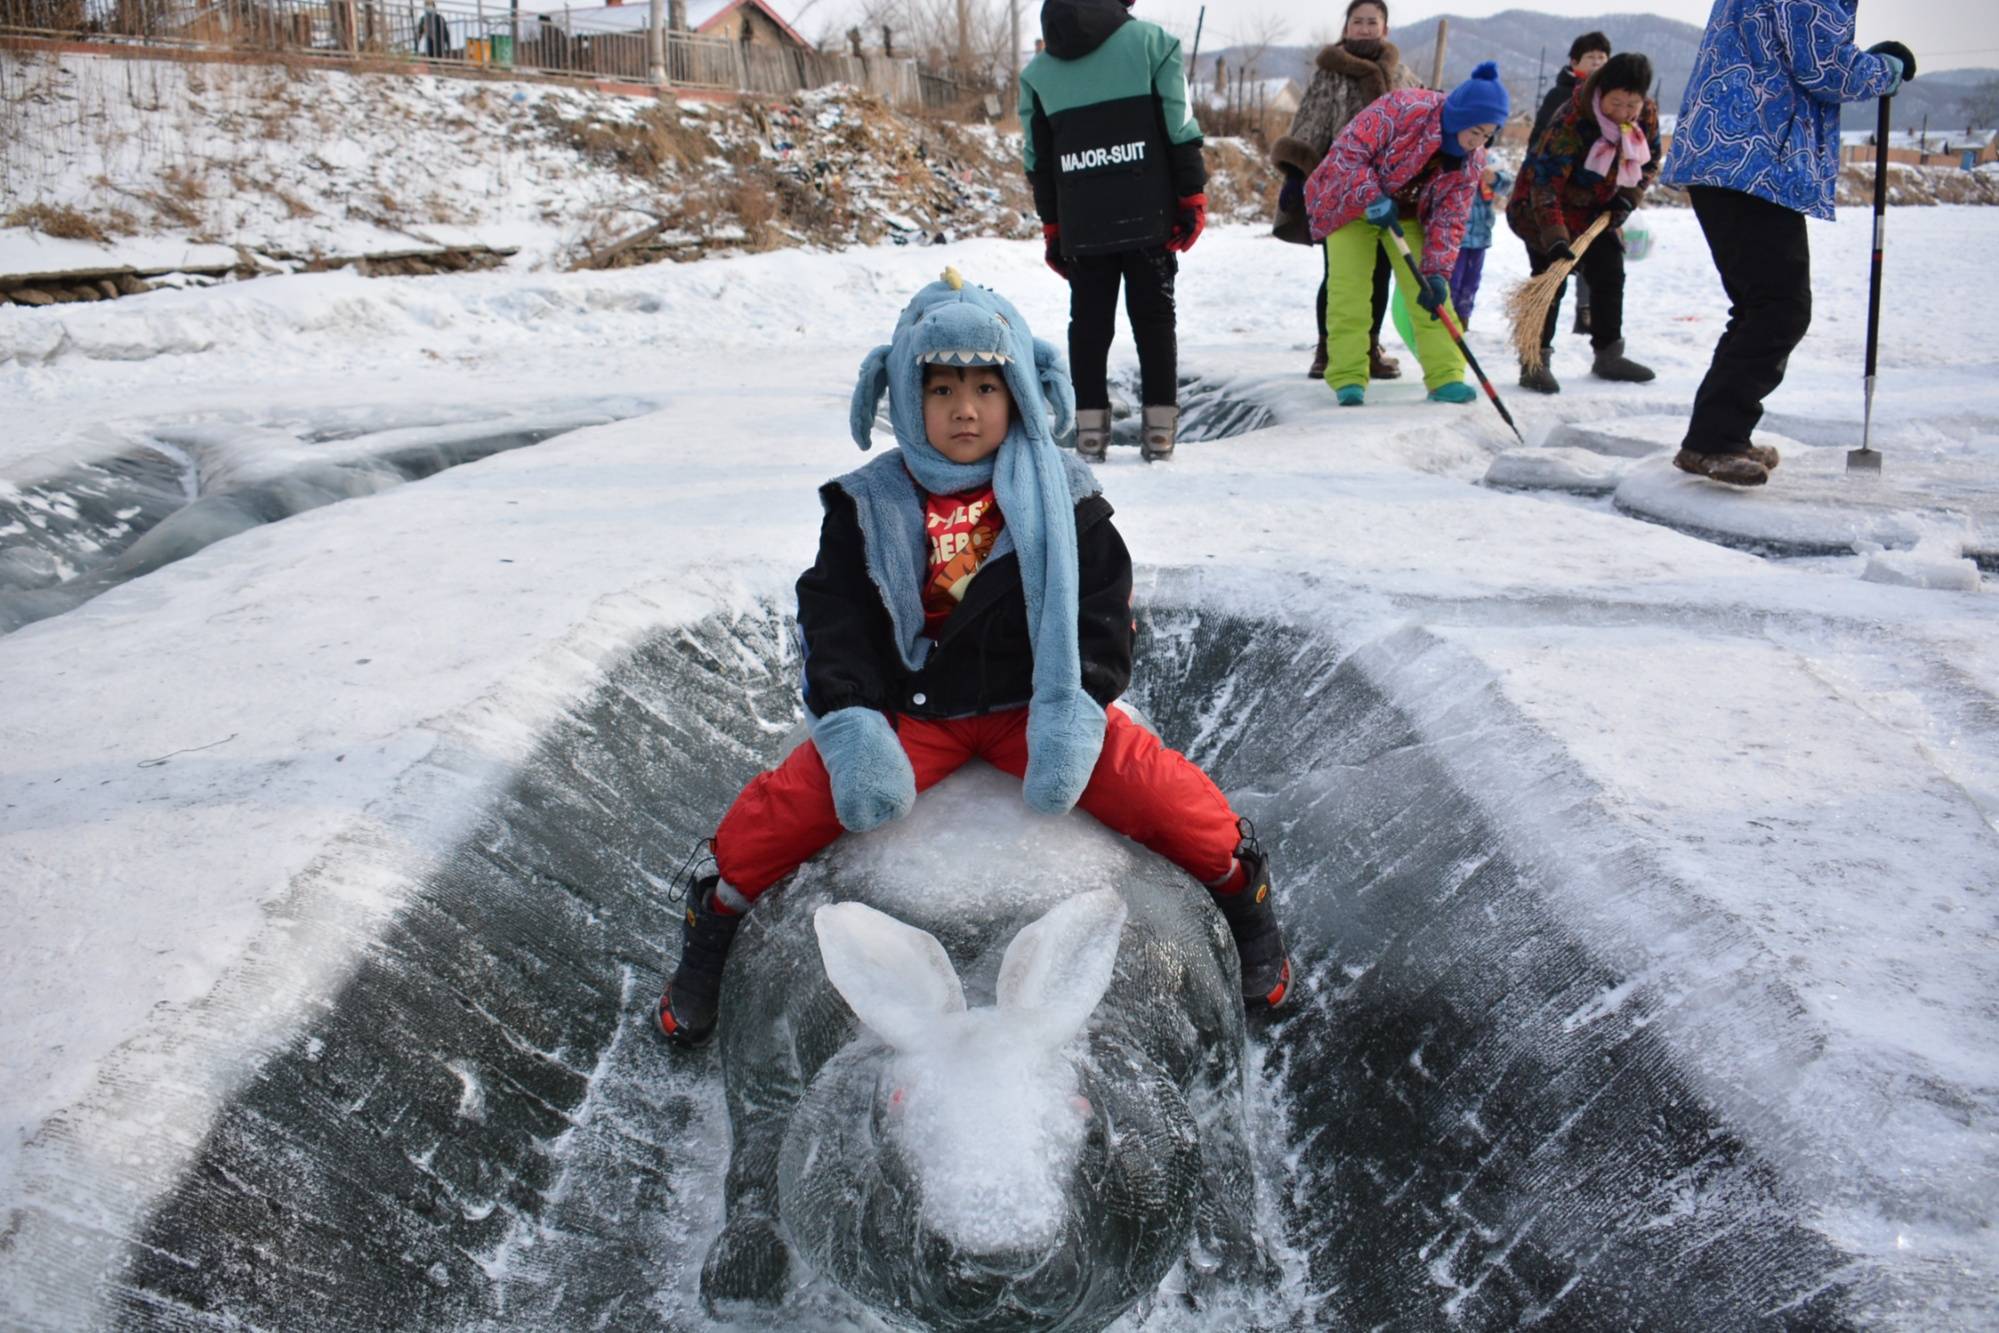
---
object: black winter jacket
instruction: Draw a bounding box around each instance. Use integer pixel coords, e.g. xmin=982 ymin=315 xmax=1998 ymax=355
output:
xmin=1531 ymin=67 xmax=1581 ymax=150
xmin=797 ymin=483 xmax=1133 ymax=722
xmin=1019 ymin=0 xmax=1206 ymax=256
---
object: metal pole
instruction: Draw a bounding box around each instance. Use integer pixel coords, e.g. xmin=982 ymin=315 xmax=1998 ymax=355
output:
xmin=1850 ymin=94 xmax=1893 ymax=473
xmin=1009 ymin=0 xmax=1019 ymax=92
xmin=1189 ymin=5 xmax=1204 ymax=68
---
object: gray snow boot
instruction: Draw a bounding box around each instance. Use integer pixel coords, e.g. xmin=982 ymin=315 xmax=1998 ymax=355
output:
xmin=1519 ymin=350 xmax=1560 ymax=395
xmin=1591 ymin=340 xmax=1656 ymax=383
xmin=1074 ymin=407 xmax=1111 ymax=463
xmin=1141 ymin=404 xmax=1178 ymax=462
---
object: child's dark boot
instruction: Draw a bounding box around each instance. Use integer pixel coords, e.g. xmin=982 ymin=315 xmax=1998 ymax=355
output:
xmin=658 ymin=873 xmax=743 ymax=1047
xmin=1210 ymin=822 xmax=1291 ymax=1013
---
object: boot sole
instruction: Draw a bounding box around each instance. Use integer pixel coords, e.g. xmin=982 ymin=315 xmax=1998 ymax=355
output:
xmin=1673 ymin=450 xmax=1768 ymax=487
xmin=1244 ymin=957 xmax=1292 ymax=1014
xmin=658 ymin=988 xmax=717 ymax=1047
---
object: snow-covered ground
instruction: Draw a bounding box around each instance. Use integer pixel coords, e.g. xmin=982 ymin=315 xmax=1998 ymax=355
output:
xmin=0 ymin=50 xmax=1045 ymax=273
xmin=3 ymin=204 xmax=1997 ymax=1327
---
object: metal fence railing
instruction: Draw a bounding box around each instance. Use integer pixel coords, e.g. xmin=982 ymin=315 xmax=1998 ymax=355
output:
xmin=0 ymin=0 xmax=938 ymax=104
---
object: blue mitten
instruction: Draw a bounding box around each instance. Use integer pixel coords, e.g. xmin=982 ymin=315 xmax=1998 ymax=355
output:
xmin=811 ymin=707 xmax=916 ymax=832
xmin=1022 ymin=689 xmax=1107 ymax=815
xmin=1417 ymin=273 xmax=1451 ymax=318
xmin=1363 ymin=195 xmax=1397 ymax=228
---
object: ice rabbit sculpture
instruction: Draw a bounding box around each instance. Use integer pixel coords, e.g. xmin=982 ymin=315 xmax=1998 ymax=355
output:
xmin=699 ymin=768 xmax=1267 ymax=1330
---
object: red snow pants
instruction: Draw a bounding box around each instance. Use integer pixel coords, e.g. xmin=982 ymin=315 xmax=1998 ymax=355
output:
xmin=713 ymin=706 xmax=1242 ymax=899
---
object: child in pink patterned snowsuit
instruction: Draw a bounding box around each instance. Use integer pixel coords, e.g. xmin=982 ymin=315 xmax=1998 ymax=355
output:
xmin=1304 ymin=61 xmax=1508 ymax=404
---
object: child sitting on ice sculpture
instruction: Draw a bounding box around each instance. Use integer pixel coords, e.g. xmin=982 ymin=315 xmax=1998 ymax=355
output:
xmin=657 ymin=270 xmax=1290 ymax=1046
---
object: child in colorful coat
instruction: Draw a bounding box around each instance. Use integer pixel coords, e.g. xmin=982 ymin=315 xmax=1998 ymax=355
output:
xmin=657 ymin=271 xmax=1291 ymax=1047
xmin=1269 ymin=0 xmax=1424 ymax=381
xmin=1304 ymin=61 xmax=1508 ymax=405
xmin=1448 ymin=166 xmax=1510 ymax=327
xmin=1506 ymin=51 xmax=1663 ymax=392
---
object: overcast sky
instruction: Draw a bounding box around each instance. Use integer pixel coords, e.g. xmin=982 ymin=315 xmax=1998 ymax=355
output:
xmin=790 ymin=1 xmax=1999 ymax=74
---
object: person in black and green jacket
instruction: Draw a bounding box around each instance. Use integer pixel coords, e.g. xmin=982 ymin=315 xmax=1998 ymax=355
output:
xmin=1020 ymin=0 xmax=1206 ymax=464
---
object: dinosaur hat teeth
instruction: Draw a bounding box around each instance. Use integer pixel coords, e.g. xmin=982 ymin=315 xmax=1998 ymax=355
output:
xmin=920 ymin=349 xmax=1013 ymax=366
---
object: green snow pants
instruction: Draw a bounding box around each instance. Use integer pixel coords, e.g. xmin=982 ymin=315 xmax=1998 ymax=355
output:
xmin=1322 ymin=217 xmax=1466 ymax=393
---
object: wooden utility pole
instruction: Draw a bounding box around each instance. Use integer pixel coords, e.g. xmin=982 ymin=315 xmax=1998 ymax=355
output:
xmin=1010 ymin=0 xmax=1020 ymax=89
xmin=1430 ymin=18 xmax=1449 ymax=90
xmin=647 ymin=0 xmax=664 ymax=84
xmin=956 ymin=0 xmax=970 ymax=75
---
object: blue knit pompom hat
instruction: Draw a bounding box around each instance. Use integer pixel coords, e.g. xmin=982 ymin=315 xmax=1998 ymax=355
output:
xmin=1441 ymin=60 xmax=1509 ymax=135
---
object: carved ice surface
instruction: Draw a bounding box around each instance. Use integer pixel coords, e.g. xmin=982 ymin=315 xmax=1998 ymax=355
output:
xmin=812 ymin=892 xmax=1124 ymax=1254
xmin=710 ymin=761 xmax=1265 ymax=1331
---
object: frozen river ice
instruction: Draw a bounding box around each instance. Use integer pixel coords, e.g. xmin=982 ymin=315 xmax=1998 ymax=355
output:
xmin=5 ymin=605 xmax=1877 ymax=1329
xmin=3 ymin=213 xmax=1996 ymax=1330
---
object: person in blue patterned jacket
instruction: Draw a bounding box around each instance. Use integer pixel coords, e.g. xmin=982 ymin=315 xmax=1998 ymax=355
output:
xmin=1661 ymin=0 xmax=1912 ymax=487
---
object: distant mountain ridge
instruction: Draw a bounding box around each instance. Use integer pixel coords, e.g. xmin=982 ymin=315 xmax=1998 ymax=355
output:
xmin=1190 ymin=9 xmax=1997 ymax=133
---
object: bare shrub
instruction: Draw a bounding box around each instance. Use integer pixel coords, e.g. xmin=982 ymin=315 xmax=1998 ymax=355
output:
xmin=535 ymin=101 xmax=710 ymax=178
xmin=3 ymin=201 xmax=110 ymax=242
xmin=160 ymin=163 xmax=209 ymax=202
xmin=268 ymin=183 xmax=315 ymax=218
xmin=730 ymin=176 xmax=778 ymax=244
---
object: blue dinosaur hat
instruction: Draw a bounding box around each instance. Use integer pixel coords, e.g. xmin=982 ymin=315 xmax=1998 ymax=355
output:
xmin=848 ymin=267 xmax=1075 ymax=466
xmin=837 ymin=270 xmax=1105 ymax=815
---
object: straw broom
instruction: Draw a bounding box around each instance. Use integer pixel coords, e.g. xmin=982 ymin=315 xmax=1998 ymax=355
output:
xmin=1505 ymin=212 xmax=1614 ymax=374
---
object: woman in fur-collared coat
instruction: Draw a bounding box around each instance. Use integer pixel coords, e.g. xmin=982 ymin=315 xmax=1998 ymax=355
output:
xmin=1270 ymin=0 xmax=1422 ymax=380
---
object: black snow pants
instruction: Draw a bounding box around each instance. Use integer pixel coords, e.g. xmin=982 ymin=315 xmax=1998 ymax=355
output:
xmin=1524 ymin=228 xmax=1626 ymax=352
xmin=1315 ymin=244 xmax=1392 ymax=348
xmin=1068 ymin=246 xmax=1179 ymax=411
xmin=1684 ymin=185 xmax=1813 ymax=453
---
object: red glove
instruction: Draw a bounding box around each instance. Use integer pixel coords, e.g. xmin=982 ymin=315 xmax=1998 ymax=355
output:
xmin=1043 ymin=223 xmax=1072 ymax=280
xmin=1166 ymin=193 xmax=1207 ymax=253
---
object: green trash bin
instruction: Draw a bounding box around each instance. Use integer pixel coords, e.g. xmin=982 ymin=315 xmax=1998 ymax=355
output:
xmin=490 ymin=32 xmax=514 ymax=66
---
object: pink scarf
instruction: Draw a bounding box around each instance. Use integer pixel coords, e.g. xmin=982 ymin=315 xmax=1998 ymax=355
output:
xmin=1584 ymin=91 xmax=1648 ymax=187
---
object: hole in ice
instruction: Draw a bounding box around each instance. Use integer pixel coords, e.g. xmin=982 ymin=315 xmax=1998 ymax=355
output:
xmin=0 ymin=401 xmax=646 ymax=635
xmin=1099 ymin=372 xmax=1275 ymax=450
xmin=96 ymin=603 xmax=1870 ymax=1332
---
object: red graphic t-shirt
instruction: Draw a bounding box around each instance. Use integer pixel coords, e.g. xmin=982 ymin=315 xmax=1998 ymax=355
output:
xmin=922 ymin=485 xmax=1004 ymax=635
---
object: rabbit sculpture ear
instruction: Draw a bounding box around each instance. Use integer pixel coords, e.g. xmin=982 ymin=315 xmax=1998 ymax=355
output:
xmin=1032 ymin=337 xmax=1075 ymax=443
xmin=995 ymin=889 xmax=1127 ymax=1048
xmin=816 ymin=902 xmax=966 ymax=1051
xmin=849 ymin=344 xmax=894 ymax=451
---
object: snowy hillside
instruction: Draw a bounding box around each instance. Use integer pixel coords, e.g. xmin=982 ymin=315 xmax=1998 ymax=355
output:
xmin=0 ymin=49 xmax=1276 ymax=284
xmin=2 ymin=147 xmax=1997 ymax=1330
